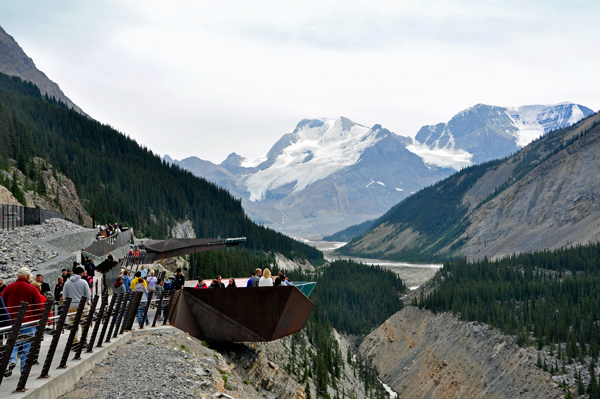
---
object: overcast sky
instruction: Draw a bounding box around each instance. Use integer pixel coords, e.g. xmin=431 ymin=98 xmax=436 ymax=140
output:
xmin=1 ymin=1 xmax=599 ymax=163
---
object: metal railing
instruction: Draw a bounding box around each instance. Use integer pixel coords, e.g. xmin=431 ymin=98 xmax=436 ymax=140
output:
xmin=0 ymin=290 xmax=179 ymax=392
xmin=82 ymin=229 xmax=134 ymax=257
xmin=0 ymin=204 xmax=67 ymax=230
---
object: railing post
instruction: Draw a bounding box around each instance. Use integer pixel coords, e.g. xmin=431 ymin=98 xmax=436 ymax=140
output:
xmin=151 ymin=289 xmax=165 ymax=327
xmin=39 ymin=298 xmax=72 ymax=378
xmin=96 ymin=294 xmax=118 ymax=347
xmin=57 ymin=298 xmax=87 ymax=369
xmin=162 ymin=291 xmax=175 ymax=325
xmin=115 ymin=292 xmax=132 ymax=335
xmin=138 ymin=291 xmax=153 ymax=330
xmin=102 ymin=274 xmax=108 ymax=296
xmin=105 ymin=293 xmax=125 ymax=343
xmin=0 ymin=302 xmax=28 ymax=385
xmin=121 ymin=292 xmax=140 ymax=333
xmin=163 ymin=290 xmax=181 ymax=325
xmin=73 ymin=295 xmax=99 ymax=360
xmin=14 ymin=300 xmax=53 ymax=392
xmin=86 ymin=295 xmax=108 ymax=353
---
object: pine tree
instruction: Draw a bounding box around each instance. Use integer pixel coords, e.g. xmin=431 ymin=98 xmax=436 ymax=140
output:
xmin=577 ymin=370 xmax=585 ymax=396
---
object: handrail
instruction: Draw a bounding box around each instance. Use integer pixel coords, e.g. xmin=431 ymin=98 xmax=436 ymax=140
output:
xmin=83 ymin=229 xmax=134 ymax=257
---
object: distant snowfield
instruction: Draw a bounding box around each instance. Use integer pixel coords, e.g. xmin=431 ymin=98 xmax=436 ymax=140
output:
xmin=409 ymin=102 xmax=591 ymax=169
xmin=406 ymin=141 xmax=473 ymax=170
xmin=246 ymin=118 xmax=380 ymax=201
xmin=505 ymin=102 xmax=586 ymax=147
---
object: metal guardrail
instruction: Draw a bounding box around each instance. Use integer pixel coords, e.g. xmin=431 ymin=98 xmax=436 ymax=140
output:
xmin=0 ymin=290 xmax=178 ymax=392
xmin=82 ymin=229 xmax=134 ymax=257
xmin=1 ymin=204 xmax=67 ymax=230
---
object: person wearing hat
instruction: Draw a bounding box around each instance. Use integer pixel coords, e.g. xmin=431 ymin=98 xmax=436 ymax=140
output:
xmin=1 ymin=267 xmax=43 ymax=375
xmin=63 ymin=266 xmax=91 ymax=344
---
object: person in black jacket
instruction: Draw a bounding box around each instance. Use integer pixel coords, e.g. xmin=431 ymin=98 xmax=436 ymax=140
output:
xmin=210 ymin=276 xmax=225 ymax=288
xmin=54 ymin=277 xmax=64 ymax=301
xmin=35 ymin=274 xmax=51 ymax=294
xmin=173 ymin=268 xmax=185 ymax=290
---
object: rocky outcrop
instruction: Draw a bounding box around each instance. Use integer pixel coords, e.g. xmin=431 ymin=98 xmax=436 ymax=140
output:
xmin=0 ymin=184 xmax=19 ymax=205
xmin=274 ymin=253 xmax=315 ymax=272
xmin=0 ymin=25 xmax=85 ymax=115
xmin=171 ymin=219 xmax=197 ymax=238
xmin=257 ymin=330 xmax=372 ymax=399
xmin=0 ymin=158 xmax=93 ymax=227
xmin=359 ymin=307 xmax=563 ymax=399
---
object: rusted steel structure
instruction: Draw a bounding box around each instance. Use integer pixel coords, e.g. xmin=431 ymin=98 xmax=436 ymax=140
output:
xmin=169 ymin=285 xmax=315 ymax=343
xmin=143 ymin=237 xmax=247 ymax=261
xmin=93 ymin=235 xmax=315 ymax=343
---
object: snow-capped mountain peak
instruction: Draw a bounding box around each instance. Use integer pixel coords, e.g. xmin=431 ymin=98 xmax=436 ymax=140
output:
xmin=410 ymin=102 xmax=594 ymax=169
xmin=505 ymin=102 xmax=589 ymax=147
xmin=245 ymin=117 xmax=377 ymax=201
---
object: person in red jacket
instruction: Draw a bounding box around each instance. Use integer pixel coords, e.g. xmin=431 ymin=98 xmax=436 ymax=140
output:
xmin=1 ymin=267 xmax=43 ymax=375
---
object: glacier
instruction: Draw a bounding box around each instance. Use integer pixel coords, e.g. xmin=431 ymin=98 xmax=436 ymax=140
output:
xmin=245 ymin=117 xmax=380 ymax=201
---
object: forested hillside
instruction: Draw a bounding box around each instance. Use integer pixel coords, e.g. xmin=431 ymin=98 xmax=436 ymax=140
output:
xmin=0 ymin=72 xmax=322 ymax=262
xmin=281 ymin=260 xmax=406 ymax=398
xmin=323 ymin=219 xmax=375 ymax=242
xmin=417 ymin=243 xmax=600 ymax=397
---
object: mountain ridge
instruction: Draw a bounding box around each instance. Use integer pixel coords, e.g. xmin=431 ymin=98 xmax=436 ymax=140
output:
xmin=167 ymin=102 xmax=592 ymax=238
xmin=338 ymin=111 xmax=600 ymax=262
xmin=166 ymin=118 xmax=454 ymax=236
xmin=0 ymin=25 xmax=86 ymax=115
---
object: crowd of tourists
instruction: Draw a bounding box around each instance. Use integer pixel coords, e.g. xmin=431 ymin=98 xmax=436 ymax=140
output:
xmin=0 ymin=257 xmax=294 ymax=379
xmin=0 ymin=265 xmax=94 ymax=377
xmin=113 ymin=263 xmax=168 ymax=328
xmin=92 ymin=223 xmax=123 ymax=242
xmin=193 ymin=268 xmax=292 ymax=290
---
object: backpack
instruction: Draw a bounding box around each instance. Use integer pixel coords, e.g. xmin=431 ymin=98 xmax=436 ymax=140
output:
xmin=43 ymin=291 xmax=55 ymax=302
xmin=164 ymin=277 xmax=175 ymax=290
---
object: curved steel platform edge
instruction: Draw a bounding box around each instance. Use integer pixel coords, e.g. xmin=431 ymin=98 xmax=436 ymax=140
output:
xmin=170 ymin=286 xmax=315 ymax=343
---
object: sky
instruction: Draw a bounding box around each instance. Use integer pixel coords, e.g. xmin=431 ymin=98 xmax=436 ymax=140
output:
xmin=1 ymin=0 xmax=599 ymax=163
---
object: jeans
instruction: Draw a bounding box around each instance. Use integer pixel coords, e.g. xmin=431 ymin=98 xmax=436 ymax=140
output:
xmin=9 ymin=326 xmax=36 ymax=372
xmin=137 ymin=306 xmax=149 ymax=327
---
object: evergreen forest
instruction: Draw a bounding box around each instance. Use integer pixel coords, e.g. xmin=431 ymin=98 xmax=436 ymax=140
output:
xmin=0 ymin=72 xmax=322 ymax=263
xmin=417 ymin=243 xmax=600 ymax=397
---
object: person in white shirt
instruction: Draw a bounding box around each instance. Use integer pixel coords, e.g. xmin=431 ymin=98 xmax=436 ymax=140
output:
xmin=259 ymin=268 xmax=274 ymax=287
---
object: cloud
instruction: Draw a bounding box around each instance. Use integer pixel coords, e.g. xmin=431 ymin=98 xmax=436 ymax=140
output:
xmin=0 ymin=0 xmax=598 ymax=164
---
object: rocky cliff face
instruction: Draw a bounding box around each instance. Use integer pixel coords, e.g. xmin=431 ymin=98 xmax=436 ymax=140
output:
xmin=0 ymin=158 xmax=92 ymax=227
xmin=171 ymin=219 xmax=197 ymax=238
xmin=257 ymin=330 xmax=372 ymax=399
xmin=359 ymin=307 xmax=563 ymax=399
xmin=0 ymin=25 xmax=85 ymax=115
xmin=461 ymin=112 xmax=600 ymax=260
